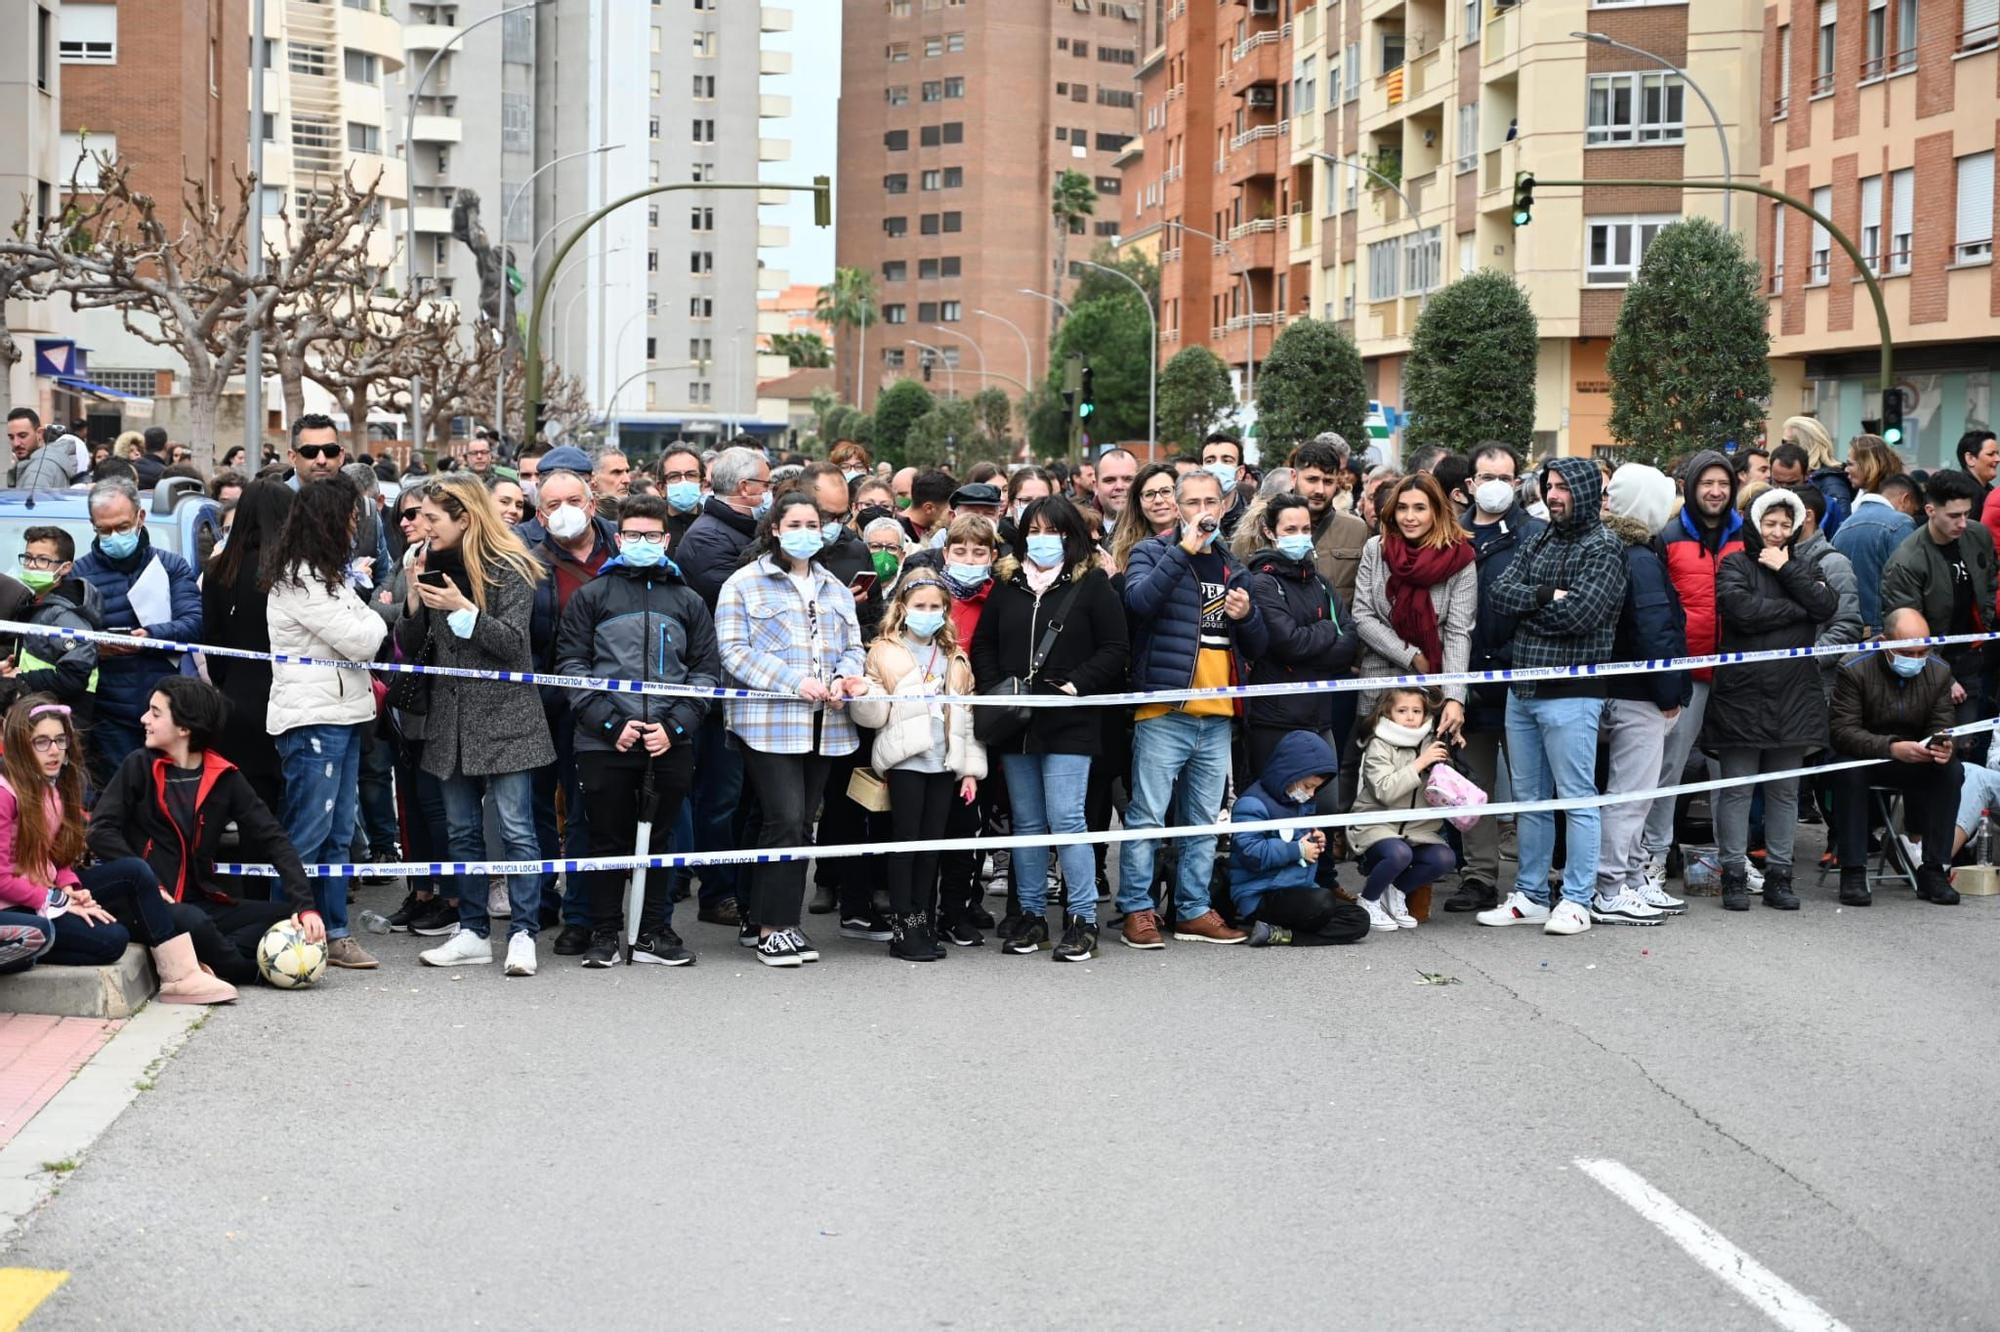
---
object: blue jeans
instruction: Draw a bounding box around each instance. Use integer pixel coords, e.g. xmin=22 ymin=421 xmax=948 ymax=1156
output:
xmin=354 ymin=729 xmax=399 ymax=855
xmin=1504 ymin=693 xmax=1604 ymax=906
xmin=1360 ymin=839 xmax=1458 ymax=900
xmin=1002 ymin=753 xmax=1097 ymax=922
xmin=532 ymin=711 xmax=590 ymax=926
xmin=275 ymin=722 xmax=367 ymax=939
xmin=1116 ymin=712 xmax=1232 ymax=919
xmin=442 ymin=768 xmax=541 ymax=938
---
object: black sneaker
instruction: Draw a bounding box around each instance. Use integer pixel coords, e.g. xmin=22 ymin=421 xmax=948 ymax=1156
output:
xmin=839 ymin=913 xmax=893 ymax=942
xmin=1001 ymin=915 xmax=1049 ymax=954
xmin=1838 ymin=868 xmax=1872 ymax=906
xmin=386 ymin=889 xmax=426 ymax=932
xmin=360 ymin=850 xmax=402 ymax=887
xmin=941 ymin=917 xmax=984 ymax=948
xmin=890 ymin=913 xmax=942 ymax=962
xmin=786 ymin=927 xmax=821 ymax=963
xmin=1053 ymin=915 xmax=1097 ymax=962
xmin=633 ymin=926 xmax=697 ymax=966
xmin=1761 ymin=870 xmax=1800 ymax=911
xmin=580 ymin=930 xmax=620 ymax=969
xmin=966 ymin=904 xmax=997 ymax=930
xmin=808 ymin=884 xmax=838 ymax=915
xmin=409 ymin=899 xmax=460 ymax=936
xmin=1443 ymin=879 xmax=1498 ymax=913
xmin=755 ymin=931 xmax=802 ymax=968
xmin=1720 ymin=868 xmax=1751 ymax=912
xmin=738 ymin=920 xmax=759 ymax=948
xmin=1917 ymin=865 xmax=1961 ymax=905
xmin=552 ymin=923 xmax=594 ymax=956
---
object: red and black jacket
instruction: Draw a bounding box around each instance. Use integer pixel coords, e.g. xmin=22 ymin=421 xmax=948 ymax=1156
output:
xmin=86 ymin=749 xmax=312 ymax=911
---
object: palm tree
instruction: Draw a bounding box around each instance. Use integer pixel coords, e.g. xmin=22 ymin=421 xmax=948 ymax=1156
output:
xmin=767 ymin=330 xmax=832 ymax=368
xmin=815 ymin=266 xmax=878 ymax=409
xmin=1049 ymin=170 xmax=1098 ymax=340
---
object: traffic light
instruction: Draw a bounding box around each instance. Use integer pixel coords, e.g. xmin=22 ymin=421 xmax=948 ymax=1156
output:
xmin=920 ymin=351 xmax=932 ymax=383
xmin=1511 ymin=172 xmax=1535 ymax=227
xmin=1881 ymin=386 xmax=1905 ymax=447
xmin=1078 ymin=366 xmax=1096 ymax=420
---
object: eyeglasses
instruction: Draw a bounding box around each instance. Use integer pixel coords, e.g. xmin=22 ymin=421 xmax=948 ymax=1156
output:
xmin=30 ymin=735 xmax=69 ymax=753
xmin=616 ymin=530 xmax=666 ymax=544
xmin=17 ymin=554 xmax=62 ymax=570
xmin=661 ymin=469 xmax=702 ymax=484
xmin=294 ymin=444 xmax=343 ymax=461
xmin=1139 ymin=486 xmax=1176 ymax=502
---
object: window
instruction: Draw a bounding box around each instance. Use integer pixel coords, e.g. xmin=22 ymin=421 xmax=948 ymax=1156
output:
xmin=919 ymin=122 xmax=965 ymax=147
xmin=925 ymin=35 xmax=944 ymax=56
xmin=648 ymin=250 xmax=661 ymax=273
xmin=1464 ymin=0 xmax=1482 ymax=43
xmin=689 ymin=296 xmax=713 ymax=318
xmin=885 ymin=130 xmax=909 ymax=150
xmin=693 ymin=74 xmax=715 ymax=99
xmin=1099 ymin=45 xmax=1137 ymax=63
xmin=1456 ymin=101 xmax=1479 ymax=173
xmin=1296 ymin=56 xmax=1317 ymax=116
xmin=1774 ymin=26 xmax=1791 ymax=117
xmin=920 ymin=169 xmax=940 ymax=189
xmin=1957 ymin=151 xmax=1994 ymax=262
xmin=57 ymin=132 xmax=115 ymax=191
xmin=691 ymin=162 xmax=714 ymax=182
xmin=1860 ymin=174 xmax=1883 ymax=271
xmin=651 ymin=25 xmax=662 ymax=54
xmin=940 ymin=300 xmax=961 ymax=321
xmin=884 ymin=349 xmax=906 ymax=369
xmin=691 ymin=206 xmax=714 ymax=231
xmin=943 ymin=76 xmax=965 ymax=97
xmin=1381 ymin=32 xmax=1406 ymax=73
xmin=690 ymin=382 xmax=712 ymax=405
xmin=948 ymin=32 xmax=966 ymax=51
xmin=1585 ymin=215 xmax=1676 ymax=284
xmin=503 ymin=92 xmax=531 ymax=151
xmin=689 ymin=338 xmax=713 ymax=361
xmin=1585 ymin=73 xmax=1684 ymax=145
xmin=1345 ymin=42 xmax=1360 ymax=101
xmin=1097 ymin=88 xmax=1137 ymax=107
xmin=888 ymin=0 xmax=912 ymax=14
xmin=1404 ymin=227 xmax=1442 ymax=294
xmin=887 ymin=40 xmax=911 ymax=61
xmin=1094 ymin=220 xmax=1120 ymax=236
xmin=1367 ymin=239 xmax=1401 ymax=301
xmin=1095 ymin=132 xmax=1131 ymax=152
xmin=918 ymin=301 xmax=939 ymax=322
xmin=343 ymin=50 xmax=378 ymax=84
xmin=1966 ymin=0 xmax=2000 ymax=50
xmin=692 ymin=31 xmax=715 ymax=56
xmin=1771 ymin=202 xmax=1786 ymax=292
xmin=689 ymin=250 xmax=713 ymax=274
xmin=346 ymin=122 xmax=380 ymax=154
xmin=1888 ymin=168 xmax=1914 ymax=272
xmin=921 ymin=213 xmax=941 ymax=235
xmin=942 ymin=211 xmax=962 ymax=232
xmin=883 ymin=260 xmax=908 ymax=281
xmin=1864 ymin=0 xmax=1917 ymax=75
xmin=1814 ymin=1 xmax=1837 ymax=95
xmin=648 ymin=293 xmax=661 ymax=316
xmin=692 ymin=119 xmax=715 ymax=143
xmin=648 ymin=204 xmax=659 ymax=228
xmin=58 ymin=4 xmax=116 ymax=63
xmin=886 ymin=172 xmax=909 ymax=193
xmin=1810 ymin=185 xmax=1832 ymax=282
xmin=922 ymin=80 xmax=943 ymax=101
xmin=886 ymin=85 xmax=910 ymax=105
xmin=884 ymin=215 xmax=908 ymax=237
xmin=1095 ymin=175 xmax=1121 ymax=194
xmin=649 ymin=116 xmax=661 ymax=141
xmin=883 ymin=304 xmax=908 ymax=324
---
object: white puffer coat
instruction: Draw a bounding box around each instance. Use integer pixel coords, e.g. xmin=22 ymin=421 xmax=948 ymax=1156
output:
xmin=849 ymin=637 xmax=987 ymax=780
xmin=265 ymin=565 xmax=389 ymax=735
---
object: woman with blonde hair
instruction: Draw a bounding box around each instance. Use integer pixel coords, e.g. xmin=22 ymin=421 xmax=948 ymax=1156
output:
xmin=1781 ymin=414 xmax=1856 ymax=534
xmin=400 ymin=474 xmax=556 ymax=977
xmin=1833 ymin=433 xmax=1916 ymax=634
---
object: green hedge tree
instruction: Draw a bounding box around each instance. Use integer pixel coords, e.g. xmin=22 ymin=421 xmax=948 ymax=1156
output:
xmin=1607 ymin=218 xmax=1772 ymax=468
xmin=1405 ymin=270 xmax=1538 ymax=455
xmin=1047 ymin=290 xmax=1151 ymax=446
xmin=903 ymin=398 xmax=980 ymax=470
xmin=1253 ymin=317 xmax=1367 ymax=456
xmin=1158 ymin=345 xmax=1236 ymax=450
xmin=871 ymin=378 xmax=935 ymax=468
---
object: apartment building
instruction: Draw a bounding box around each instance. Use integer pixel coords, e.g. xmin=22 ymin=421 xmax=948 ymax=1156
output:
xmin=1758 ymin=0 xmax=1998 ymax=467
xmin=835 ymin=0 xmax=1145 ymax=414
xmin=3 ymin=3 xmax=78 ymax=422
xmin=1126 ymin=0 xmax=1764 ymax=459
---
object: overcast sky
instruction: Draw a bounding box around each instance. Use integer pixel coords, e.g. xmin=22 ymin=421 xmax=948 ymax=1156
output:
xmin=763 ymin=4 xmax=839 ymax=291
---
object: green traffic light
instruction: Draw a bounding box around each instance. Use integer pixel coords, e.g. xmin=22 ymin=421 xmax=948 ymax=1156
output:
xmin=1079 ymin=402 xmax=1095 ymax=418
xmin=1511 ymin=209 xmax=1531 ymax=225
xmin=1884 ymin=426 xmax=1903 ymax=444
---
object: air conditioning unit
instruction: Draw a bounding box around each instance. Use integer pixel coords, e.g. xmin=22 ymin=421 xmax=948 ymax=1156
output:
xmin=1249 ymin=0 xmax=1278 ymax=14
xmin=1247 ymin=86 xmax=1277 ymax=109
xmin=1493 ymin=0 xmax=1519 ymax=10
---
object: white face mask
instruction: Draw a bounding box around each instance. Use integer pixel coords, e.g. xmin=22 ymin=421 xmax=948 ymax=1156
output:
xmin=1285 ymin=783 xmax=1317 ymax=804
xmin=545 ymin=504 xmax=588 ymax=541
xmin=1474 ymin=479 xmax=1515 ymax=515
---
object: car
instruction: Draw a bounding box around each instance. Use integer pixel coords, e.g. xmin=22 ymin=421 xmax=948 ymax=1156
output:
xmin=0 ymin=476 xmax=222 ymax=573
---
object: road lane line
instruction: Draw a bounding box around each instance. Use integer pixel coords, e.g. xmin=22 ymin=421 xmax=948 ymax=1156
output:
xmin=1576 ymin=1158 xmax=1852 ymax=1332
xmin=0 ymin=1268 xmax=65 ymax=1329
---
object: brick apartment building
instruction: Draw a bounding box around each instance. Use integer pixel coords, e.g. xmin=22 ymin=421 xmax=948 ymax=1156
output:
xmin=834 ymin=0 xmax=1144 ymax=414
xmin=1758 ymin=0 xmax=1998 ymax=467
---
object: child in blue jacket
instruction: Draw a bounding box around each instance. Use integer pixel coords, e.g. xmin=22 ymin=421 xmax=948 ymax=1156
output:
xmin=1228 ymin=730 xmax=1370 ymax=946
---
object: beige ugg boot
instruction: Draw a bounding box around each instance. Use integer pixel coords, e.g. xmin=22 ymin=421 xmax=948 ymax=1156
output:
xmin=151 ymin=934 xmax=238 ymax=1004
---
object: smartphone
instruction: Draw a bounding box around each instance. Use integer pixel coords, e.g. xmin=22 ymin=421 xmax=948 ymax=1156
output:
xmin=1929 ymin=731 xmax=1953 ymax=748
xmin=418 ymin=570 xmax=450 ymax=589
xmin=847 ymin=572 xmax=878 ymax=597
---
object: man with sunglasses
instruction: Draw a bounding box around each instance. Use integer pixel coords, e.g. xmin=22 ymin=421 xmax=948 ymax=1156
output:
xmin=286 ymin=415 xmax=391 ymax=598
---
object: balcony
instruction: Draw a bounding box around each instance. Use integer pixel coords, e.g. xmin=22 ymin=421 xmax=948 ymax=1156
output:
xmin=411 ymin=205 xmax=454 ymax=236
xmin=402 ymin=23 xmax=458 ymax=54
xmin=759 ymin=138 xmax=792 ymax=162
xmin=759 ymin=224 xmax=791 ymax=249
xmin=761 ymin=50 xmax=793 ymax=75
xmin=1228 ymin=125 xmax=1283 ymax=185
xmin=759 ymin=93 xmax=792 ymax=118
xmin=761 ymin=7 xmax=793 ymax=32
xmin=408 ymin=114 xmax=462 ymax=145
xmin=336 ymin=4 xmax=406 ymax=74
xmin=1226 ymin=31 xmax=1282 ymax=96
xmin=1226 ymin=222 xmax=1280 ymax=273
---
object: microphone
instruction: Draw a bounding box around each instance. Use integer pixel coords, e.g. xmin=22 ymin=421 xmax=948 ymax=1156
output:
xmin=1196 ymin=517 xmax=1218 ymax=535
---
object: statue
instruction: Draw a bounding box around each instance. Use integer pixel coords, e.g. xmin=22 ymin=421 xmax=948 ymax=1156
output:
xmin=450 ymin=188 xmax=521 ymax=354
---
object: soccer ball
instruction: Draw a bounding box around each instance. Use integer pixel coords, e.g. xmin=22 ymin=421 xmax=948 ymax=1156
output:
xmin=255 ymin=921 xmax=327 ymax=989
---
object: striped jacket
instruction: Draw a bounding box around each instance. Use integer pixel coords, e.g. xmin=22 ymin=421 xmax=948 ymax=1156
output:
xmin=715 ymin=554 xmax=865 ymax=756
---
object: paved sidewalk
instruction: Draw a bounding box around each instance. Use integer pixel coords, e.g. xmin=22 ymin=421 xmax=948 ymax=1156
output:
xmin=0 ymin=1019 xmax=120 ymax=1151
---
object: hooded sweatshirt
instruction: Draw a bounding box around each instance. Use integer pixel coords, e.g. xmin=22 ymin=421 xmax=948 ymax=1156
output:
xmin=1481 ymin=456 xmax=1628 ymax=697
xmin=1661 ymin=449 xmax=1744 ymax=683
xmin=1228 ymin=730 xmax=1339 ymax=916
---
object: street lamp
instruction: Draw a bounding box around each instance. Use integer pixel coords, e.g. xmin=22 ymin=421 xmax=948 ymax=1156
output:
xmin=557 ymin=246 xmax=625 ymax=374
xmin=597 ymin=361 xmax=705 ymax=449
xmin=930 ymin=325 xmax=985 ymax=386
xmin=1077 ymin=260 xmax=1158 ymax=445
xmin=1570 ymin=31 xmax=1733 ymax=230
xmin=1018 ymin=288 xmax=1072 ymax=321
xmin=906 ymin=339 xmax=955 ymax=396
xmin=974 ymin=308 xmax=1033 ymax=394
xmin=401 ymin=0 xmax=552 ymax=456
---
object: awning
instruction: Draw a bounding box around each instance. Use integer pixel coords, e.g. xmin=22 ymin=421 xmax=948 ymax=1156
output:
xmin=54 ymin=375 xmax=138 ymax=401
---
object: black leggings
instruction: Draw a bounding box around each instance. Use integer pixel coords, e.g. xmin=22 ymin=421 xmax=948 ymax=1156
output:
xmin=885 ymin=768 xmax=955 ymax=916
xmin=1253 ymin=887 xmax=1371 ymax=945
xmin=55 ymin=857 xmax=187 ymax=966
xmin=176 ymin=899 xmax=294 ymax=985
xmin=577 ymin=745 xmax=695 ymax=933
xmin=740 ymin=745 xmax=831 ymax=930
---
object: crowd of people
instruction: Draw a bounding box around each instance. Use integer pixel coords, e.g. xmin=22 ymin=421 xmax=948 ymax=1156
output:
xmin=0 ymin=400 xmax=1992 ymax=989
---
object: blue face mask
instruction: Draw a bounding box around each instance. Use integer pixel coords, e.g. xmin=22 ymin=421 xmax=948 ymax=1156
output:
xmin=621 ymin=537 xmax=666 ymax=569
xmin=752 ymin=493 xmax=772 ymax=519
xmin=666 ymin=482 xmax=701 ymax=513
xmin=1275 ymin=533 xmax=1316 ymax=562
xmin=779 ymin=529 xmax=824 ymax=562
xmin=97 ymin=528 xmax=140 ymax=560
xmin=905 ymin=609 xmax=946 ymax=639
xmin=1887 ymin=652 xmax=1927 ymax=678
xmin=1205 ymin=462 xmax=1238 ymax=494
xmin=1025 ymin=534 xmax=1065 ymax=568
xmin=946 ymin=562 xmax=990 ymax=588
xmin=821 ymin=520 xmax=845 ymax=548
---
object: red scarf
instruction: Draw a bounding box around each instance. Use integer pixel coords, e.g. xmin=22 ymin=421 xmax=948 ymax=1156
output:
xmin=1381 ymin=532 xmax=1473 ymax=671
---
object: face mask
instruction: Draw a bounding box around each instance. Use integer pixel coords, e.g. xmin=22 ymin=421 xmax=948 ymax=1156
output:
xmin=621 ymin=538 xmax=666 ymax=569
xmin=1205 ymin=463 xmax=1238 ymax=495
xmin=520 ymin=481 xmax=539 ymax=508
xmin=98 ymin=529 xmax=140 ymax=560
xmin=821 ymin=520 xmax=845 ymax=548
xmin=666 ymin=482 xmax=701 ymax=513
xmin=1274 ymin=534 xmax=1315 ymax=563
xmin=1887 ymin=652 xmax=1927 ymax=679
xmin=905 ymin=609 xmax=946 ymax=639
xmin=1285 ymin=783 xmax=1318 ymax=804
xmin=946 ymin=562 xmax=990 ymax=588
xmin=17 ymin=568 xmax=57 ymax=593
xmin=871 ymin=549 xmax=900 ymax=581
xmin=752 ymin=493 xmax=772 ymax=519
xmin=842 ymin=469 xmax=865 ymax=484
xmin=895 ymin=496 xmax=912 ymax=511
xmin=1474 ymin=479 xmax=1515 ymax=515
xmin=1025 ymin=534 xmax=1065 ymax=568
xmin=779 ymin=529 xmax=823 ymax=561
xmin=545 ymin=504 xmax=588 ymax=542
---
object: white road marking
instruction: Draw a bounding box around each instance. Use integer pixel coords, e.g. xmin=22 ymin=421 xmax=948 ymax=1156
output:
xmin=1576 ymin=1158 xmax=1852 ymax=1332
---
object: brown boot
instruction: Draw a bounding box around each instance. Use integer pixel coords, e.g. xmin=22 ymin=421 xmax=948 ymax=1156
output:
xmin=1120 ymin=908 xmax=1166 ymax=950
xmin=151 ymin=934 xmax=238 ymax=1005
xmin=1171 ymin=909 xmax=1248 ymax=944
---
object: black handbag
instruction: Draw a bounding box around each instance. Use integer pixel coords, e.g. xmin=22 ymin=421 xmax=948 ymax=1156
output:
xmin=974 ymin=586 xmax=1074 ymax=747
xmin=385 ymin=624 xmax=435 ymax=716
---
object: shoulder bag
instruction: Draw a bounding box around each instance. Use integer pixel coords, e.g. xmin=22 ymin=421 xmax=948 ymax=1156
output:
xmin=385 ymin=621 xmax=436 ymax=716
xmin=974 ymin=585 xmax=1076 ymax=748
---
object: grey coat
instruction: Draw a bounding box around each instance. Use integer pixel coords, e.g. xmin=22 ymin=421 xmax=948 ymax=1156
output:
xmin=1797 ymin=531 xmax=1864 ymax=693
xmin=394 ymin=560 xmax=554 ymax=778
xmin=1350 ymin=535 xmax=1479 ymax=705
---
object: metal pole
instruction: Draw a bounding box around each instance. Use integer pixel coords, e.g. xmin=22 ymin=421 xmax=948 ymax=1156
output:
xmin=931 ymin=325 xmax=985 ymax=387
xmin=1018 ymin=288 xmax=1073 ymax=320
xmin=244 ymin=0 xmax=265 ymax=464
xmin=731 ymin=326 xmax=745 ymax=441
xmin=1078 ymin=260 xmax=1157 ymax=444
xmin=974 ymin=308 xmax=1033 ymax=394
xmin=1156 ymin=218 xmax=1256 ymax=407
xmin=1571 ymin=32 xmax=1732 ymax=231
xmin=907 ymin=339 xmax=953 ymax=397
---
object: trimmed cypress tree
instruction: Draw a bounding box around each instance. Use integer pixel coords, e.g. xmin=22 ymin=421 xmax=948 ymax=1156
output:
xmin=1253 ymin=317 xmax=1367 ymax=455
xmin=1405 ymin=270 xmax=1537 ymax=455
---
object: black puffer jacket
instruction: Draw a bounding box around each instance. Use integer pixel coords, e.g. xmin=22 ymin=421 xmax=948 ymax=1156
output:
xmin=1241 ymin=546 xmax=1360 ymax=734
xmin=967 ymin=561 xmax=1129 ymax=757
xmin=554 ymin=555 xmax=719 ymax=752
xmin=1703 ymin=519 xmax=1839 ymax=750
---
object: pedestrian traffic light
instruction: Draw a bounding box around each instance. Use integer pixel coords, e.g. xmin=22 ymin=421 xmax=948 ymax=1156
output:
xmin=1511 ymin=172 xmax=1535 ymax=227
xmin=1881 ymin=386 xmax=1905 ymax=447
xmin=1078 ymin=366 xmax=1096 ymax=420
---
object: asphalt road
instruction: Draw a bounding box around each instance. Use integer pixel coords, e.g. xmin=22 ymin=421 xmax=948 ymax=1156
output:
xmin=11 ymin=842 xmax=2000 ymax=1330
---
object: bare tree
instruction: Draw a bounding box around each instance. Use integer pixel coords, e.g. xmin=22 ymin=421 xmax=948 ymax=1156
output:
xmin=0 ymin=248 xmax=62 ymax=417
xmin=260 ymin=175 xmax=393 ymax=425
xmin=306 ymin=292 xmax=424 ymax=454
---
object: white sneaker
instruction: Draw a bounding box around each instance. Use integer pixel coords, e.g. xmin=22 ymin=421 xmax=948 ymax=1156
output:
xmin=1545 ymin=900 xmax=1593 ymax=935
xmin=1642 ymin=853 xmax=1668 ymax=895
xmin=1476 ymin=891 xmax=1551 ymax=927
xmin=1746 ymin=863 xmax=1766 ymax=894
xmin=504 ymin=933 xmax=537 ymax=977
xmin=1361 ymin=897 xmax=1399 ymax=932
xmin=487 ymin=883 xmax=511 ymax=918
xmin=1383 ymin=887 xmax=1419 ymax=929
xmin=1638 ymin=882 xmax=1687 ymax=915
xmin=420 ymin=928 xmax=492 ymax=967
xmin=1590 ymin=890 xmax=1667 ymax=927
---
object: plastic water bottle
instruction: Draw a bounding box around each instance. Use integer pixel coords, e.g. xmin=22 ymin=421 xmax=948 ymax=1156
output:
xmin=1977 ymin=811 xmax=1995 ymax=867
xmin=358 ymin=909 xmax=392 ymax=935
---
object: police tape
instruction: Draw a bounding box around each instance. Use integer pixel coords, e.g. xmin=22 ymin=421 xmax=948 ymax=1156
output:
xmin=214 ymin=722 xmax=1994 ymax=880
xmin=20 ymin=622 xmax=1996 ymax=711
